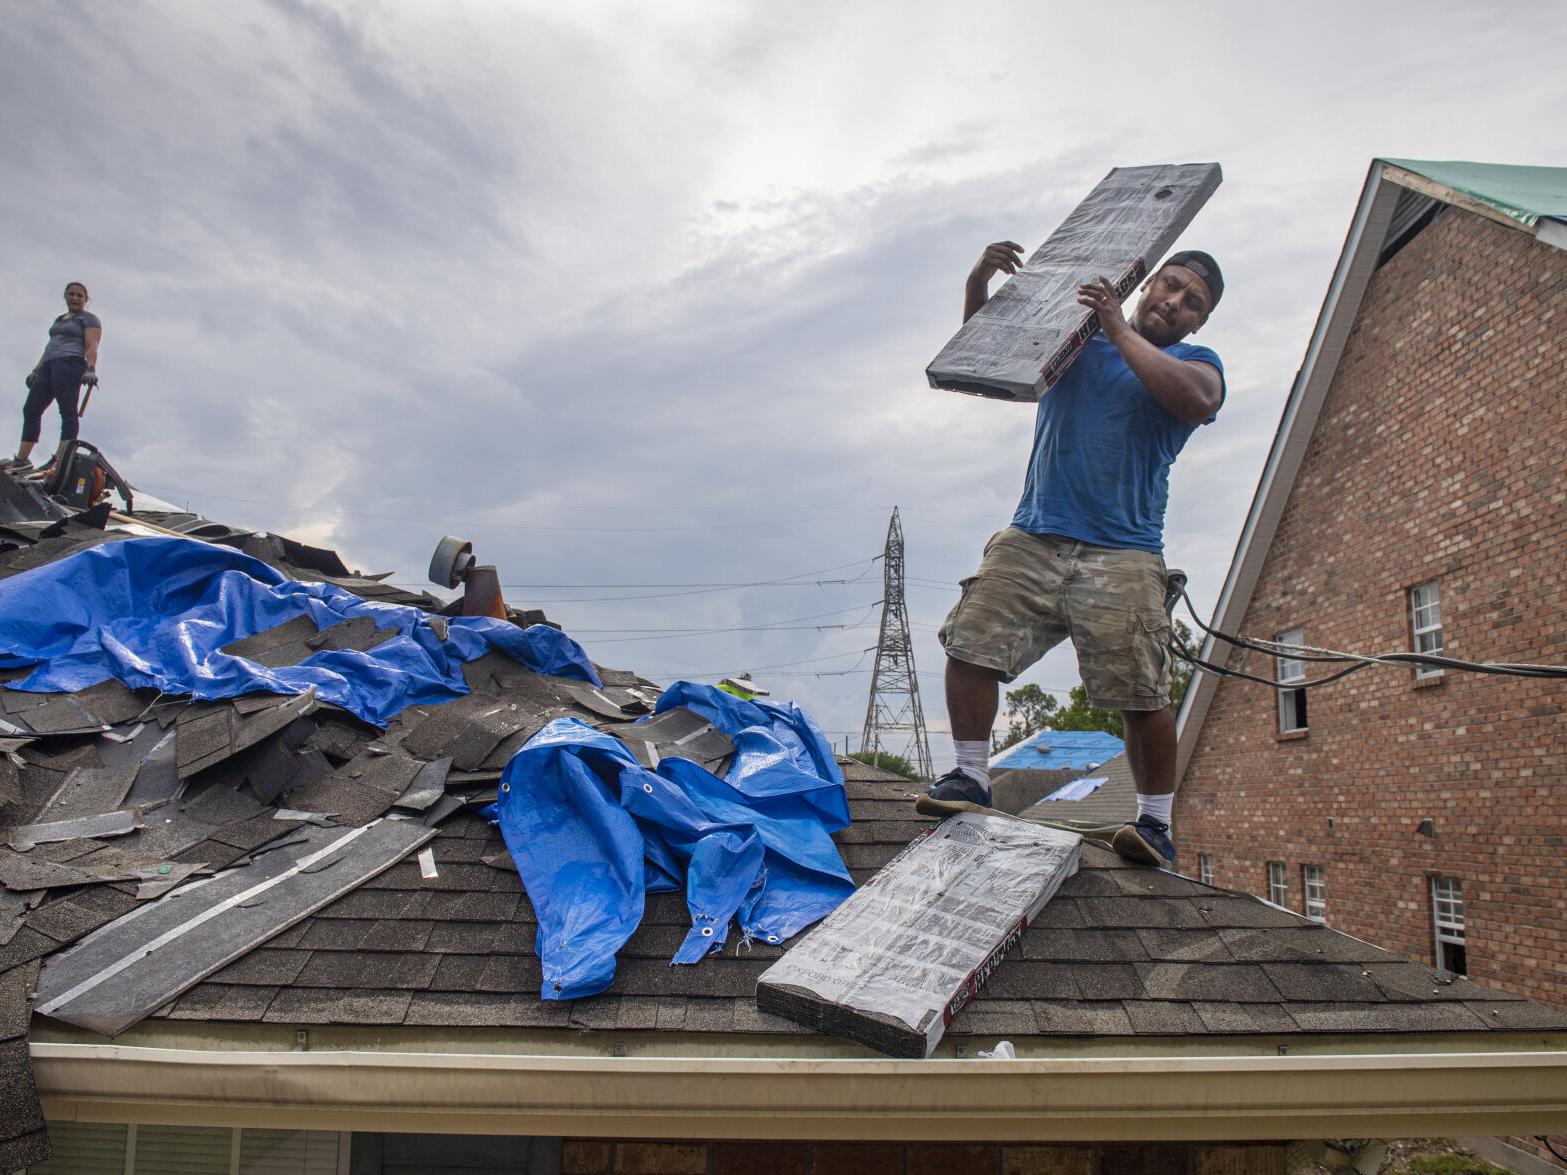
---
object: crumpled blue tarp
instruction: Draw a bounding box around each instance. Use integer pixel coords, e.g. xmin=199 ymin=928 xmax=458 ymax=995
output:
xmin=0 ymin=535 xmax=600 ymax=726
xmin=491 ymin=682 xmax=855 ymax=999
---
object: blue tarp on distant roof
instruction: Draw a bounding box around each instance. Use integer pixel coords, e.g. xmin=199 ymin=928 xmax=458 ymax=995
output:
xmin=989 ymin=728 xmax=1124 ymax=772
xmin=0 ymin=535 xmax=600 ymax=726
xmin=490 ymin=682 xmax=854 ymax=1000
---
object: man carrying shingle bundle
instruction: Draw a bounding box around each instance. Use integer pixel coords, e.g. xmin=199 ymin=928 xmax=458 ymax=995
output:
xmin=929 ymin=242 xmax=1225 ymax=869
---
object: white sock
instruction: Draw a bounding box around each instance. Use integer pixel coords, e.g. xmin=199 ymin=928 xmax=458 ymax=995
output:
xmin=1136 ymin=793 xmax=1174 ymax=825
xmin=953 ymin=741 xmax=990 ymax=786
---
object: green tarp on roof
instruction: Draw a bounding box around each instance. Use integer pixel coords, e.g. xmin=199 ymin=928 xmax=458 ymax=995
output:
xmin=1381 ymin=158 xmax=1567 ymax=227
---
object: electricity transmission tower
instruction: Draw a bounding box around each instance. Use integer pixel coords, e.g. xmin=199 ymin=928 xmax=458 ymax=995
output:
xmin=860 ymin=507 xmax=934 ymax=780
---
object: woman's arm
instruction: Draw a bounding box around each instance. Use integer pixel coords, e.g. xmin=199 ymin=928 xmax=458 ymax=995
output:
xmin=82 ymin=325 xmax=101 ymax=372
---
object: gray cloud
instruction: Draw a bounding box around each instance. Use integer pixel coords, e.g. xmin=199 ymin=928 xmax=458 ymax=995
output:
xmin=2 ymin=0 xmax=1563 ymax=767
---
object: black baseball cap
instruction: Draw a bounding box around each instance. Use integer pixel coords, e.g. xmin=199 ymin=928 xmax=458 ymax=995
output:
xmin=1164 ymin=250 xmax=1223 ymax=309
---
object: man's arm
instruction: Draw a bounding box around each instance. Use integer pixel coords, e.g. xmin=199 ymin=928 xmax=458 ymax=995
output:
xmin=963 ymin=241 xmax=1024 ymax=322
xmin=1077 ymin=277 xmax=1222 ymax=425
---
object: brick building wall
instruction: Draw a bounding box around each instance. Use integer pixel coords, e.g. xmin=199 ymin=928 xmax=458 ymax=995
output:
xmin=1179 ymin=203 xmax=1567 ymax=999
xmin=1175 ymin=204 xmax=1567 ymax=1165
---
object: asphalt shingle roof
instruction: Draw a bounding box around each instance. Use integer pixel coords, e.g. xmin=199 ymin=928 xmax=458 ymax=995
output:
xmin=1015 ymin=751 xmax=1138 ymax=827
xmin=4 ymin=474 xmax=1566 ymax=1161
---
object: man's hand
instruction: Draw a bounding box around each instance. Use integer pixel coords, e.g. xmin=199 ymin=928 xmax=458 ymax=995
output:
xmin=963 ymin=241 xmax=1024 ymax=322
xmin=1077 ymin=276 xmax=1130 ymax=340
xmin=971 ymin=241 xmax=1024 ymax=285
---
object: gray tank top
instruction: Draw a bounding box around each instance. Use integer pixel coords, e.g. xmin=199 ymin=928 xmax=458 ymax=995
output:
xmin=40 ymin=311 xmax=101 ymax=364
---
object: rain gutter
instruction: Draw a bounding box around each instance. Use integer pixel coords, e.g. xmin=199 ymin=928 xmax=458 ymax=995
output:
xmin=34 ymin=1042 xmax=1567 ymax=1142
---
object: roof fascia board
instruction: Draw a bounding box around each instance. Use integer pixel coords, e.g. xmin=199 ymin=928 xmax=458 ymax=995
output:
xmin=33 ymin=1043 xmax=1567 ymax=1142
xmin=1536 ymin=218 xmax=1567 ymax=253
xmin=1379 ymin=163 xmax=1536 ymax=233
xmin=1175 ymin=162 xmax=1402 ymax=780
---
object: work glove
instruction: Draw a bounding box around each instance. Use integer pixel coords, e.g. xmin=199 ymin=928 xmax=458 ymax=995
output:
xmin=81 ymin=368 xmax=98 ymax=388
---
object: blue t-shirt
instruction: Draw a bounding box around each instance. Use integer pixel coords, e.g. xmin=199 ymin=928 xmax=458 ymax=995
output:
xmin=1010 ymin=333 xmax=1224 ymax=554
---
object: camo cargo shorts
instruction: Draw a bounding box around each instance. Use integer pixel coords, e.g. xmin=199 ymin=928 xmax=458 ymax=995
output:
xmin=937 ymin=527 xmax=1173 ymax=711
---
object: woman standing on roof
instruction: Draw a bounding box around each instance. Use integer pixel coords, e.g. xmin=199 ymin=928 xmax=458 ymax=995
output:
xmin=2 ymin=282 xmax=102 ymax=475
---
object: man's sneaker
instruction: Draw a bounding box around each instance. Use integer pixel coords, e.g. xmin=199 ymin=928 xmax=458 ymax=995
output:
xmin=1112 ymin=816 xmax=1176 ymax=868
xmin=925 ymin=768 xmax=993 ymax=807
xmin=0 ymin=458 xmax=31 ymax=474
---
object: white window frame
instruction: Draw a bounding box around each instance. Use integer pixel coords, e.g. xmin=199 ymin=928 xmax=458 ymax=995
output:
xmin=1302 ymin=864 xmax=1326 ymax=922
xmin=1432 ymin=875 xmax=1466 ymax=974
xmin=1410 ymin=581 xmax=1443 ymax=679
xmin=1198 ymin=853 xmax=1213 ymax=885
xmin=1276 ymin=627 xmax=1308 ymax=733
xmin=1267 ymin=861 xmax=1288 ymax=907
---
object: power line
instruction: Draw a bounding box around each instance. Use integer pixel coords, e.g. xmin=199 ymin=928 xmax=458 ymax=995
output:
xmin=134 ymin=482 xmax=889 ymax=534
xmin=567 ymin=600 xmax=879 ymax=631
xmin=138 ymin=480 xmax=998 ymax=520
xmin=1173 ymin=587 xmax=1567 ymax=688
xmin=427 ymin=559 xmax=884 ymax=605
xmin=582 ymin=624 xmax=882 ymax=647
xmin=567 ymin=601 xmax=883 ymax=643
xmin=639 ymin=647 xmax=875 ymax=679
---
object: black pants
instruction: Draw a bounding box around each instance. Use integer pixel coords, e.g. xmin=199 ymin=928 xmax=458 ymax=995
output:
xmin=21 ymin=356 xmax=85 ymax=444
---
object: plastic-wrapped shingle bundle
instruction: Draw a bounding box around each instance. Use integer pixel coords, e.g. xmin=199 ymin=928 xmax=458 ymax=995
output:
xmin=757 ymin=812 xmax=1081 ymax=1057
xmin=926 ymin=162 xmax=1222 ymax=402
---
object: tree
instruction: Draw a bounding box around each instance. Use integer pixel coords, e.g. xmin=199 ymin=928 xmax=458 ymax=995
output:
xmin=849 ymin=750 xmax=917 ymax=779
xmin=1043 ymin=684 xmax=1124 ymax=738
xmin=989 ymin=620 xmax=1197 ymax=746
xmin=991 ymin=682 xmax=1058 ymax=753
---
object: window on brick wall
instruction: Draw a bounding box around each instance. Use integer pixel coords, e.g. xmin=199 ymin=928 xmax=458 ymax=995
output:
xmin=1267 ymin=861 xmax=1287 ymax=907
xmin=1410 ymin=581 xmax=1443 ymax=680
xmin=1276 ymin=627 xmax=1308 ymax=733
xmin=1198 ymin=854 xmax=1213 ymax=885
xmin=1432 ymin=876 xmax=1467 ymax=975
xmin=1302 ymin=864 xmax=1326 ymax=922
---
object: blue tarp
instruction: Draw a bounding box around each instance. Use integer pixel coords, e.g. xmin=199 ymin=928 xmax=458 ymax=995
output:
xmin=491 ymin=682 xmax=854 ymax=1000
xmin=0 ymin=533 xmax=855 ymax=998
xmin=0 ymin=535 xmax=600 ymax=726
xmin=989 ymin=728 xmax=1124 ymax=773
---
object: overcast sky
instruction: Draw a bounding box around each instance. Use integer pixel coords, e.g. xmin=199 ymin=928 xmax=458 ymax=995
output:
xmin=3 ymin=1 xmax=1564 ymax=768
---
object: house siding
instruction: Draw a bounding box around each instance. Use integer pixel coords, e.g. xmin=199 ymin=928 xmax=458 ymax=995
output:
xmin=1176 ymin=203 xmax=1567 ymax=1166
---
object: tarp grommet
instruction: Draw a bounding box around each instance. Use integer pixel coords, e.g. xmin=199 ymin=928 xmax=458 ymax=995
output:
xmin=642 ymin=782 xmax=654 ymax=794
xmin=701 ymin=926 xmax=713 ymax=937
xmin=501 ymin=782 xmax=510 ymax=792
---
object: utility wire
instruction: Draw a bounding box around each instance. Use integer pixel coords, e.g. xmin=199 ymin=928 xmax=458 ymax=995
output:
xmin=1172 ymin=588 xmax=1567 ymax=689
xmin=568 ymin=602 xmax=884 ymax=644
xmin=565 ymin=600 xmax=881 ymax=634
xmin=581 ymin=624 xmax=882 ymax=647
xmin=396 ymin=557 xmax=881 ymax=590
xmin=642 ymin=646 xmax=875 ymax=679
xmin=139 ymin=480 xmax=995 ymax=519
xmin=134 ymin=483 xmax=887 ymax=535
xmin=454 ymin=557 xmax=883 ymax=604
